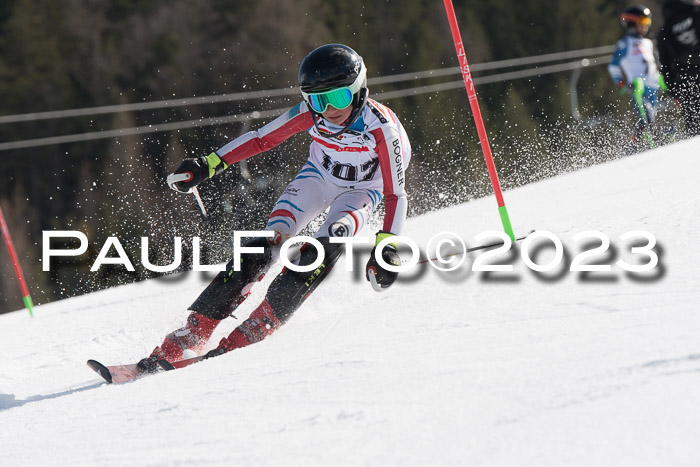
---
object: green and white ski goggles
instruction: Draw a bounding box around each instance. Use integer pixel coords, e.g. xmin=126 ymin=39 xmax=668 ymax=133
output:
xmin=303 ymin=87 xmax=355 ymax=113
xmin=301 ymin=64 xmax=366 ymax=113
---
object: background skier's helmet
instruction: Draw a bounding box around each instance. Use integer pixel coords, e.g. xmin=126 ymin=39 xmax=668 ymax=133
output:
xmin=620 ymin=5 xmax=652 ymax=35
xmin=299 ymin=43 xmax=368 ymax=137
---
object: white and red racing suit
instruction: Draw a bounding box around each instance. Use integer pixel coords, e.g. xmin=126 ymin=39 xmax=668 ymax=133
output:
xmin=145 ymin=99 xmax=412 ymax=365
xmin=608 ymin=34 xmax=663 ymax=125
xmin=215 ymin=98 xmax=411 ymax=243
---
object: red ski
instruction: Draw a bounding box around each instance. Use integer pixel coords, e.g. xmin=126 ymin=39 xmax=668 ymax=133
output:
xmin=87 ymin=355 xmax=208 ymax=384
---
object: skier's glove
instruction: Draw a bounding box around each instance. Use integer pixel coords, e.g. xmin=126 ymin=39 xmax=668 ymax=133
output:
xmin=365 ymin=232 xmax=401 ymax=292
xmin=167 ymin=152 xmax=228 ymax=193
xmin=617 ymin=80 xmax=627 ymax=95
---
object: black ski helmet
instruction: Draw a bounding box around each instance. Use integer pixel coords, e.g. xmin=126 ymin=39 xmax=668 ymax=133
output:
xmin=298 ymin=43 xmax=368 ymax=137
xmin=620 ymin=5 xmax=652 ymax=35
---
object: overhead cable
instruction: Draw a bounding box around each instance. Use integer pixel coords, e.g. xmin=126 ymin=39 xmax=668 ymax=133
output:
xmin=0 ymin=54 xmax=613 ymax=151
xmin=0 ymin=45 xmax=615 ymax=124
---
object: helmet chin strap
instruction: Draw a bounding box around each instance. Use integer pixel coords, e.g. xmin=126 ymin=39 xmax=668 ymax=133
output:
xmin=309 ymin=88 xmax=368 ymax=138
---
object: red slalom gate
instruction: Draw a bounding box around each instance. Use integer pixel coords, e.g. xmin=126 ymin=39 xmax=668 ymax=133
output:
xmin=442 ymin=0 xmax=515 ymax=241
xmin=0 ymin=205 xmax=34 ymax=316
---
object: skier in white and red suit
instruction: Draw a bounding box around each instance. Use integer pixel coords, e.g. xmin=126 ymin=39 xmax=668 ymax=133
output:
xmin=138 ymin=43 xmax=412 ymax=372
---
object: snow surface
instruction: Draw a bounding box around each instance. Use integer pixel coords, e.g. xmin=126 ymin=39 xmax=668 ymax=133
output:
xmin=2 ymin=138 xmax=700 ymax=466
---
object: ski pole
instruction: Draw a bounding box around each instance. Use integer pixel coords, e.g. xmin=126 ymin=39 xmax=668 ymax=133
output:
xmin=166 ymin=172 xmax=210 ymax=222
xmin=442 ymin=0 xmax=515 ymax=241
xmin=0 ymin=205 xmax=34 ymax=316
xmin=191 ymin=186 xmax=210 ymax=222
xmin=413 ymin=230 xmax=534 ymax=266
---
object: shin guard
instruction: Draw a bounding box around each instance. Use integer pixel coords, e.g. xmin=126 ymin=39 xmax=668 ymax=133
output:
xmin=190 ymin=236 xmax=273 ymax=320
xmin=212 ymin=237 xmax=344 ymax=354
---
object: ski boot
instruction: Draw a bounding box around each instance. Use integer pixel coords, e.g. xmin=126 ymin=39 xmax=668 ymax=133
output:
xmin=138 ymin=311 xmax=221 ymax=372
xmin=138 ymin=237 xmax=275 ymax=371
xmin=204 ymin=299 xmax=281 ymax=358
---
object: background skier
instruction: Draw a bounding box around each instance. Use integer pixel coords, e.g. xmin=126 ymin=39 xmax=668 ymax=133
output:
xmin=608 ymin=5 xmax=666 ymax=145
xmin=137 ymin=43 xmax=412 ymax=372
xmin=658 ymin=0 xmax=700 ymax=136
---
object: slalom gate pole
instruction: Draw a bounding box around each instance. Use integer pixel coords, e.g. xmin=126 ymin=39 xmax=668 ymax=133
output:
xmin=0 ymin=205 xmax=34 ymax=316
xmin=442 ymin=0 xmax=515 ymax=241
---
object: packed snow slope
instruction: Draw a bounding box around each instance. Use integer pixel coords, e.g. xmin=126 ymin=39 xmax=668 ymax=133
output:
xmin=2 ymin=137 xmax=700 ymax=467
